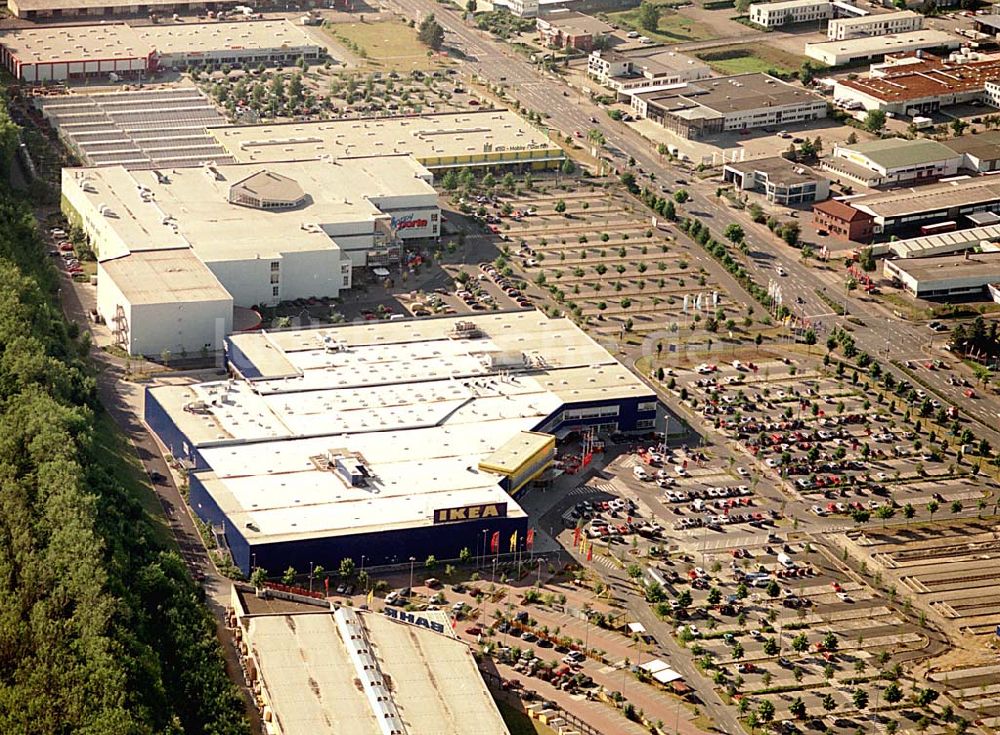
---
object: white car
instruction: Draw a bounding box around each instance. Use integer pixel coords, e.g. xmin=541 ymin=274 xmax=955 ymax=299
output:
xmin=675 ymin=465 xmax=688 ymax=477
xmin=776 ymin=265 xmax=787 ymax=276
xmin=736 ymin=467 xmax=749 ymax=477
xmin=811 ymin=505 xmax=829 ymax=516
xmin=765 ymin=457 xmax=782 ymax=468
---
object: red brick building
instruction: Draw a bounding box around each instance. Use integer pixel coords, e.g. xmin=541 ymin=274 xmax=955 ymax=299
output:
xmin=813 ymin=199 xmax=875 ymax=242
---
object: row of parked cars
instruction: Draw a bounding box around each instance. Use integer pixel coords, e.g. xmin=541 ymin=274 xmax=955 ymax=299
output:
xmin=479 ymin=262 xmax=531 ymax=309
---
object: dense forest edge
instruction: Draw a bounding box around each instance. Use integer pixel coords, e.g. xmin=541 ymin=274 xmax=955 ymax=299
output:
xmin=0 ymin=100 xmax=249 ymax=734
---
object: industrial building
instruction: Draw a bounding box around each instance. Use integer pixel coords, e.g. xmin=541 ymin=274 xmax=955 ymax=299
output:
xmin=64 ymin=155 xmax=439 ymax=355
xmin=587 ymin=48 xmax=711 ymax=94
xmin=5 ymin=0 xmax=276 ymax=20
xmin=826 ymin=10 xmax=922 ymax=40
xmin=804 ymin=30 xmax=959 ymax=66
xmin=722 ymin=157 xmax=830 ymax=205
xmin=39 ymin=87 xmax=234 ymax=169
xmin=748 ymin=0 xmax=833 ymax=28
xmin=884 ymin=251 xmax=1000 ymax=298
xmin=833 ymin=53 xmax=1000 ymax=113
xmin=814 ymin=177 xmax=1000 ymax=239
xmin=942 ymin=130 xmax=1000 ymax=173
xmin=821 ymin=137 xmax=961 ymax=188
xmin=869 ymin=223 xmax=1000 ymax=259
xmin=231 ymin=589 xmax=509 ymax=735
xmin=210 ymin=110 xmax=564 ymax=171
xmin=629 ymin=73 xmax=827 ymax=139
xmin=143 ymin=312 xmax=660 ymax=574
xmin=0 ymin=20 xmax=323 ymax=83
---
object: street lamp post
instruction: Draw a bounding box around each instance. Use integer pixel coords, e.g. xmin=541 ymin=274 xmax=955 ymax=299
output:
xmin=408 ymin=556 xmax=416 ymax=595
xmin=309 ymin=561 xmax=315 ymax=594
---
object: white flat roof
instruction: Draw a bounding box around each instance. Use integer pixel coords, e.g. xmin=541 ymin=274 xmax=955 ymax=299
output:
xmin=150 ymin=312 xmax=655 ymax=543
xmin=210 ymin=110 xmax=561 ymax=166
xmin=244 ymin=609 xmax=509 ymax=735
xmin=806 ymin=29 xmax=958 ymax=55
xmin=99 ymin=248 xmax=231 ymax=305
xmin=67 ymin=155 xmax=433 ymax=262
xmin=135 ymin=19 xmax=320 ymax=55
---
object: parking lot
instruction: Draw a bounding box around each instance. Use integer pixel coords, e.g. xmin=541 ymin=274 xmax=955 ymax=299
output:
xmin=471 ymin=178 xmax=748 ymax=348
xmin=854 ymin=521 xmax=1000 ymax=641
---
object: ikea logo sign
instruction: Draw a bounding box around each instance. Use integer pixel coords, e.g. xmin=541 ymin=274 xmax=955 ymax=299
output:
xmin=433 ymin=502 xmax=507 ymax=524
xmin=384 ymin=607 xmax=446 ymax=634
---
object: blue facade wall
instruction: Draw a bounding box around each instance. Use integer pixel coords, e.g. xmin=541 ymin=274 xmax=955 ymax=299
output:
xmin=535 ymin=395 xmax=658 ymax=434
xmin=189 ymin=472 xmax=251 ymax=571
xmin=143 ymin=388 xmax=206 ymax=469
xmin=242 ymin=515 xmax=529 ymax=576
xmin=225 ymin=337 xmax=263 ymax=380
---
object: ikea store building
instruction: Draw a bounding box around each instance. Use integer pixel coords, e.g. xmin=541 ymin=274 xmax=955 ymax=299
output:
xmin=144 ymin=311 xmax=658 ymax=575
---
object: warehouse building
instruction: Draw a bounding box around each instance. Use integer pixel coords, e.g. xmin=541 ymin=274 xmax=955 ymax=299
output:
xmin=872 ymin=223 xmax=1000 ymax=259
xmin=748 ymin=0 xmax=833 ymax=28
xmin=722 ymin=157 xmax=830 ymax=205
xmin=629 ymin=73 xmax=827 ymax=139
xmin=822 ymin=137 xmax=962 ymax=188
xmin=815 ymin=177 xmax=1000 ymax=238
xmin=64 ymin=155 xmax=439 ymax=355
xmin=804 ymin=30 xmax=959 ymax=66
xmin=231 ymin=590 xmax=509 ymax=735
xmin=144 ymin=312 xmax=660 ymax=574
xmin=833 ymin=54 xmax=1000 ymax=113
xmin=587 ymin=48 xmax=711 ymax=94
xmin=6 ymin=0 xmax=256 ymax=20
xmin=210 ymin=110 xmax=564 ymax=171
xmin=827 ymin=10 xmax=922 ymax=40
xmin=884 ymin=251 xmax=1000 ymax=298
xmin=942 ymin=130 xmax=1000 ymax=173
xmin=0 ymin=20 xmax=323 ymax=83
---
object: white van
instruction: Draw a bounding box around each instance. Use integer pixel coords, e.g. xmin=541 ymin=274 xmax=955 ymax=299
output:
xmin=777 ymin=552 xmax=795 ymax=569
xmin=633 ymin=466 xmax=651 ymax=481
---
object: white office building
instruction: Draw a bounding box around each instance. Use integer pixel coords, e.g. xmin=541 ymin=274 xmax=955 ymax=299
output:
xmin=749 ymin=0 xmax=832 ymax=28
xmin=827 ymin=10 xmax=922 ymax=40
xmin=509 ymin=0 xmax=539 ymax=17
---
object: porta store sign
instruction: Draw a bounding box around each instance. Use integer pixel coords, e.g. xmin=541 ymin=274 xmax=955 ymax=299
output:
xmin=433 ymin=502 xmax=507 ymax=524
xmin=391 ymin=213 xmax=429 ymax=230
xmin=384 ymin=607 xmax=446 ymax=634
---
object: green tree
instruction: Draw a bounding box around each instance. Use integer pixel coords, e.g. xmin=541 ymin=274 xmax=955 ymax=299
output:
xmin=442 ymin=169 xmax=459 ymax=190
xmin=865 ymin=109 xmax=887 ymax=133
xmin=425 ymin=554 xmax=438 ymax=570
xmin=757 ymin=699 xmax=775 ymax=724
xmin=251 ymin=567 xmax=268 ymax=589
xmin=725 ymin=223 xmax=745 ymax=243
xmin=560 ymin=157 xmax=576 ymax=175
xmin=554 ymin=199 xmax=567 ymax=214
xmin=927 ymin=499 xmax=939 ymax=520
xmin=339 ymin=557 xmax=356 ymax=578
xmin=790 ymin=697 xmax=806 ymax=719
xmin=459 ymin=547 xmax=472 ymax=564
xmin=853 ymin=688 xmax=869 ymax=710
xmin=791 ymin=633 xmax=809 ymax=652
xmin=418 ymin=14 xmax=445 ymax=50
xmin=884 ymin=682 xmax=903 ymax=704
xmin=637 ymin=1 xmax=661 ymax=31
xmin=822 ymin=692 xmax=837 ymax=712
xmin=283 ymin=566 xmax=297 ymax=585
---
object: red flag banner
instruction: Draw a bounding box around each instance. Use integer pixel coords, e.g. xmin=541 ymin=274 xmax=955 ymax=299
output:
xmin=490 ymin=531 xmax=500 ymax=554
xmin=573 ymin=525 xmax=582 ymax=546
xmin=526 ymin=528 xmax=535 ymax=549
xmin=324 ymin=577 xmax=329 ymax=595
xmin=586 ymin=544 xmax=593 ymax=562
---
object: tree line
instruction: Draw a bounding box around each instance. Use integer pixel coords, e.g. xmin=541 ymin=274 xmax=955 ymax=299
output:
xmin=0 ymin=100 xmax=247 ymax=734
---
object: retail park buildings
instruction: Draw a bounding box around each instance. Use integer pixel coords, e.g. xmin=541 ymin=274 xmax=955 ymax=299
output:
xmin=0 ymin=19 xmax=322 ymax=83
xmin=232 ymin=588 xmax=510 ymax=735
xmin=144 ymin=312 xmax=659 ymax=575
xmin=64 ymin=156 xmax=439 ymax=356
